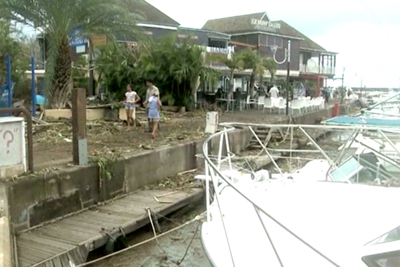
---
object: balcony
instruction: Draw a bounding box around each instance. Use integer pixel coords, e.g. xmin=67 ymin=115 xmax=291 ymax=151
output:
xmin=299 ymin=64 xmax=335 ymax=76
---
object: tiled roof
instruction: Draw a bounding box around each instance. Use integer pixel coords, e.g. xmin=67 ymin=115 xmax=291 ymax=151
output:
xmin=179 ymin=27 xmax=230 ymax=39
xmin=202 ymin=12 xmax=270 ymax=33
xmin=202 ymin=12 xmax=337 ymax=54
xmin=274 ymin=20 xmax=331 ymax=53
xmin=120 ymin=0 xmax=180 ymax=27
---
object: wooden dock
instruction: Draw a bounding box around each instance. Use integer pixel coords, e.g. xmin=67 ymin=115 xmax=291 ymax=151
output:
xmin=16 ymin=188 xmax=204 ymax=267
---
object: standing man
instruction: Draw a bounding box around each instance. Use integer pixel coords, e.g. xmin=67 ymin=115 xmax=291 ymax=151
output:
xmin=269 ymin=85 xmax=279 ymax=108
xmin=145 ymin=79 xmax=160 ymax=132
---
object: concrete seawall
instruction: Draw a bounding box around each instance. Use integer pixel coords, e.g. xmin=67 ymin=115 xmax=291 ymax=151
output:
xmin=4 ymin=107 xmax=335 ymax=233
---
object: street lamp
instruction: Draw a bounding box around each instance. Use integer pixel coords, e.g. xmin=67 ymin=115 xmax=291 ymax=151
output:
xmin=271 ymin=40 xmax=291 ymax=116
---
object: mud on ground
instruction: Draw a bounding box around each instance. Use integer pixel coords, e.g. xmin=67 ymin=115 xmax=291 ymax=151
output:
xmin=32 ymin=110 xmax=284 ymax=169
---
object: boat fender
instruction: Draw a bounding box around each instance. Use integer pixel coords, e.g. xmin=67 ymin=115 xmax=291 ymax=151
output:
xmin=255 ymin=170 xmax=270 ymax=181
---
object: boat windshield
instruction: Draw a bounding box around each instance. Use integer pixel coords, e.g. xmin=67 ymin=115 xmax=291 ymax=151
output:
xmin=363 ymin=229 xmax=400 ymax=267
xmin=363 ymin=250 xmax=400 ymax=267
xmin=329 ymin=154 xmax=394 ymax=183
xmin=367 ymin=226 xmax=400 ymax=246
xmin=329 ymin=156 xmax=363 ymax=182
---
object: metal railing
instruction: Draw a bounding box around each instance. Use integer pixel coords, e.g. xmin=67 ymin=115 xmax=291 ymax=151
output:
xmin=202 ymin=123 xmax=400 ymax=266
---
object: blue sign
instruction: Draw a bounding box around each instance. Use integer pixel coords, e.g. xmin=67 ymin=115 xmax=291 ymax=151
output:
xmin=69 ymin=27 xmax=88 ymax=47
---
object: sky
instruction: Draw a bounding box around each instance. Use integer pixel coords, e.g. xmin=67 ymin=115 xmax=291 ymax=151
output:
xmin=20 ymin=0 xmax=400 ymax=88
xmin=146 ymin=0 xmax=400 ymax=88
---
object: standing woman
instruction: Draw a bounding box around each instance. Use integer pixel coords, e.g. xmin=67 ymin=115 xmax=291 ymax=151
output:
xmin=124 ymin=84 xmax=140 ymax=131
xmin=144 ymin=93 xmax=162 ymax=139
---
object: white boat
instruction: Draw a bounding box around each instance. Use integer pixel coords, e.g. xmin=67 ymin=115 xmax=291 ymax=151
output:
xmin=199 ymin=123 xmax=400 ymax=267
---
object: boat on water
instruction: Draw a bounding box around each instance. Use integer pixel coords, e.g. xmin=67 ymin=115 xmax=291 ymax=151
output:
xmin=199 ymin=122 xmax=400 ymax=267
xmin=323 ymin=92 xmax=400 ymax=179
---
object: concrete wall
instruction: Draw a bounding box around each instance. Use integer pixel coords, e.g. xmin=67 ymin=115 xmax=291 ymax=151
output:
xmin=4 ymin=107 xmax=335 ymax=233
xmin=0 ymin=184 xmax=14 ymax=267
xmin=45 ymin=108 xmax=107 ymax=121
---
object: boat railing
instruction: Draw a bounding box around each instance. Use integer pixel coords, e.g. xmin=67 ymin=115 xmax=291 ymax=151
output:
xmin=202 ymin=123 xmax=400 ymax=266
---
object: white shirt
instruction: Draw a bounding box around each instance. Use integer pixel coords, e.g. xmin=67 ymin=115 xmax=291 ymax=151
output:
xmin=146 ymin=86 xmax=159 ymax=101
xmin=269 ymin=87 xmax=279 ymax=98
xmin=125 ymin=91 xmax=136 ymax=104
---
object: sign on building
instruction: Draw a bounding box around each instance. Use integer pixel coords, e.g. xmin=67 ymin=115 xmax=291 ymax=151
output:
xmin=250 ymin=19 xmax=281 ymax=31
xmin=69 ymin=27 xmax=88 ymax=54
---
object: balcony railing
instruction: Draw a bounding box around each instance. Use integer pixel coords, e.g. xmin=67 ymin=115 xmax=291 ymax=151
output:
xmin=300 ymin=64 xmax=335 ymax=76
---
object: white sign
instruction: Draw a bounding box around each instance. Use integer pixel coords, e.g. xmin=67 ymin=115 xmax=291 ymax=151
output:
xmin=0 ymin=117 xmax=25 ymax=168
xmin=206 ymin=47 xmax=229 ymax=54
xmin=205 ymin=112 xmax=219 ymax=134
xmin=251 ymin=19 xmax=281 ymax=30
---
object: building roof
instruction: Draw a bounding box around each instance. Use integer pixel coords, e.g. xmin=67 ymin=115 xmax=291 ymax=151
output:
xmin=202 ymin=12 xmax=270 ymax=33
xmin=178 ymin=27 xmax=230 ymax=40
xmin=274 ymin=20 xmax=337 ymax=54
xmin=120 ymin=0 xmax=180 ymax=27
xmin=202 ymin=12 xmax=337 ymax=54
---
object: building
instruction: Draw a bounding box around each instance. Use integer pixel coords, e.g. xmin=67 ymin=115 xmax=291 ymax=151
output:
xmin=35 ymin=2 xmax=338 ymax=97
xmin=92 ymin=1 xmax=231 ymax=54
xmin=203 ymin=12 xmax=338 ymax=95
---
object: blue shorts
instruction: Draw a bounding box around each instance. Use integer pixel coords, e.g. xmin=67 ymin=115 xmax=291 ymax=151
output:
xmin=148 ymin=108 xmax=159 ymax=120
xmin=125 ymin=103 xmax=134 ymax=110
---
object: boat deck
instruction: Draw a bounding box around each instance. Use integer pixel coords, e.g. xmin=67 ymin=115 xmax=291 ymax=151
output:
xmin=16 ymin=188 xmax=204 ymax=267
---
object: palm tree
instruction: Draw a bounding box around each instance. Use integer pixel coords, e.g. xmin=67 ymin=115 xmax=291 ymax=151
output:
xmin=187 ymin=45 xmax=219 ymax=109
xmin=216 ymin=53 xmax=243 ymax=94
xmin=241 ymin=48 xmax=277 ymax=96
xmin=145 ymin=35 xmax=218 ymax=109
xmin=1 ymin=0 xmax=141 ymax=108
xmin=263 ymin=57 xmax=278 ymax=85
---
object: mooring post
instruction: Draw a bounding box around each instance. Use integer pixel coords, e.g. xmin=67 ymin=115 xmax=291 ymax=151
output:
xmin=72 ymin=88 xmax=88 ymax=165
xmin=31 ymin=57 xmax=36 ymax=117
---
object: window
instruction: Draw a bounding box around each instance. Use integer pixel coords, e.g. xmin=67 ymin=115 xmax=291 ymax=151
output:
xmin=363 ymin=251 xmax=400 ymax=267
xmin=328 ymin=156 xmax=363 ymax=182
xmin=267 ymin=36 xmax=283 ymax=48
xmin=368 ymin=226 xmax=400 ymax=246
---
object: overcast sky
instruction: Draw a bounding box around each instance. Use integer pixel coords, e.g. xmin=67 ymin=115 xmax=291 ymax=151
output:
xmin=147 ymin=0 xmax=400 ymax=88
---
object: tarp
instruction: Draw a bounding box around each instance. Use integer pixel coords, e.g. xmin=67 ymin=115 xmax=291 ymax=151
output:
xmin=322 ymin=115 xmax=400 ymax=128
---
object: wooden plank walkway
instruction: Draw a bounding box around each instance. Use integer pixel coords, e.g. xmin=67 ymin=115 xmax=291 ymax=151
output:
xmin=16 ymin=188 xmax=204 ymax=267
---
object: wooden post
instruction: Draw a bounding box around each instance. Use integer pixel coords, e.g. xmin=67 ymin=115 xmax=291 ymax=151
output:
xmin=72 ymin=88 xmax=88 ymax=165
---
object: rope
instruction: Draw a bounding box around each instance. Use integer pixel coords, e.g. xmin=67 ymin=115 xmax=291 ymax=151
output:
xmin=177 ymin=221 xmax=201 ymax=265
xmin=146 ymin=207 xmax=165 ymax=253
xmin=75 ymin=213 xmax=205 ymax=267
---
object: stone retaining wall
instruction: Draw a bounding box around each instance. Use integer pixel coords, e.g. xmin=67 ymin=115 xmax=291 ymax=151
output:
xmin=5 ymin=107 xmax=334 ymax=233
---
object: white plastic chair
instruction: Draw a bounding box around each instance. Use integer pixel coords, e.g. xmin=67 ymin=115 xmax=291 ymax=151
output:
xmin=246 ymin=95 xmax=257 ymax=109
xmin=312 ymin=97 xmax=322 ymax=111
xmin=263 ymin=98 xmax=273 ymax=113
xmin=290 ymin=99 xmax=304 ymax=115
xmin=304 ymin=97 xmax=312 ymax=112
xmin=277 ymin=98 xmax=286 ymax=114
xmin=257 ymin=96 xmax=265 ymax=109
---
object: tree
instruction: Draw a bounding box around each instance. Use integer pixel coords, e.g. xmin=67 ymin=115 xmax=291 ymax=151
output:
xmin=0 ymin=20 xmax=29 ymax=85
xmin=241 ymin=48 xmax=277 ymax=96
xmin=96 ymin=42 xmax=143 ymax=99
xmin=1 ymin=0 xmax=141 ymax=108
xmin=263 ymin=57 xmax=278 ymax=85
xmin=139 ymin=35 xmax=218 ymax=109
xmin=216 ymin=53 xmax=243 ymax=93
xmin=0 ymin=19 xmax=30 ymax=103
